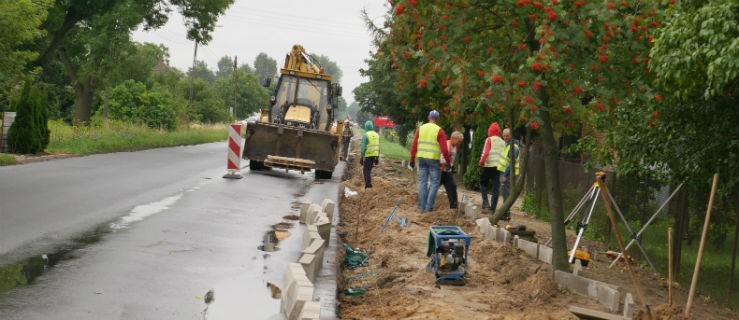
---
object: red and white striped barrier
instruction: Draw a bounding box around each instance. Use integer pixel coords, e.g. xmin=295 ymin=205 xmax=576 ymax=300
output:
xmin=223 ymin=123 xmax=243 ymax=179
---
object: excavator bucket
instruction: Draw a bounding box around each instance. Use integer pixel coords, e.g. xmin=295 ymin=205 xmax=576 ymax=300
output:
xmin=242 ymin=122 xmax=339 ymax=173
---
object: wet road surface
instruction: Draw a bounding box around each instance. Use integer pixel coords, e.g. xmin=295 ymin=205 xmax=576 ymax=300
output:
xmin=0 ymin=143 xmax=345 ymax=319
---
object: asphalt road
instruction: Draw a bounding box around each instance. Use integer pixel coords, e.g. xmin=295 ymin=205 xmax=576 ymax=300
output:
xmin=0 ymin=142 xmax=345 ymax=319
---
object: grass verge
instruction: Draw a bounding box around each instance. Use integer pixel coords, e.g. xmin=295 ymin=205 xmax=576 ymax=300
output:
xmin=0 ymin=153 xmax=17 ymax=166
xmin=377 ymin=130 xmax=410 ymax=161
xmin=46 ymin=120 xmax=227 ymax=155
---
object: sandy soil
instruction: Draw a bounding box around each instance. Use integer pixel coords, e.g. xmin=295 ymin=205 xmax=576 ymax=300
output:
xmin=336 ymin=156 xmax=738 ymax=320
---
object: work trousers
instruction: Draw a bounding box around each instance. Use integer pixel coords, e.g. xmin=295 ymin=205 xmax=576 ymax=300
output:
xmin=479 ymin=167 xmax=501 ymax=211
xmin=440 ymin=171 xmax=458 ymax=209
xmin=363 ymin=156 xmax=378 ymax=188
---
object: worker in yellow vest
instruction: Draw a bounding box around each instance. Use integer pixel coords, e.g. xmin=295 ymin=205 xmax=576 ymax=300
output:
xmin=498 ymin=128 xmax=519 ymax=220
xmin=360 ymin=120 xmax=380 ymax=188
xmin=477 ymin=122 xmax=505 ymax=212
xmin=409 ymin=110 xmax=451 ymax=212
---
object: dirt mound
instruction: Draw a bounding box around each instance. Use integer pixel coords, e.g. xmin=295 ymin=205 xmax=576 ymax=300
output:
xmin=337 ymin=157 xmax=597 ymax=319
xmin=336 ymin=155 xmax=737 ymax=320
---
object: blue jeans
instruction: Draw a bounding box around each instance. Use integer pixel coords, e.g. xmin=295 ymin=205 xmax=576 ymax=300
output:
xmin=417 ymin=157 xmax=441 ymax=212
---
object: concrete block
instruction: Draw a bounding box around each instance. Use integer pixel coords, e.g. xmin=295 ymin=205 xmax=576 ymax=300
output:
xmin=569 ymin=306 xmax=629 ymax=320
xmin=502 ymin=229 xmax=511 ymax=245
xmin=299 ymin=202 xmax=312 ymax=224
xmin=316 ymin=218 xmax=331 ymax=241
xmin=305 ymin=204 xmax=323 ymax=225
xmin=623 ymin=293 xmax=635 ymax=318
xmin=320 ymin=199 xmax=335 ymax=222
xmin=298 ymin=300 xmax=321 ymax=320
xmin=302 ymin=238 xmax=326 ymax=280
xmin=537 ymin=244 xmax=553 ymax=264
xmin=475 ymin=218 xmax=491 ymax=230
xmin=281 ymin=264 xmax=314 ymax=319
xmin=572 ymin=259 xmax=583 ymax=276
xmin=309 ymin=210 xmax=327 ymax=226
xmin=483 ymin=224 xmax=495 ymax=239
xmin=517 ymin=239 xmax=539 ymax=257
xmin=465 ymin=204 xmax=480 ymax=218
xmin=299 ymin=253 xmax=317 ymax=282
xmin=512 ymin=235 xmax=519 ymax=248
xmin=554 ymin=271 xmax=620 ymax=313
xmin=301 ymin=225 xmax=321 ymax=250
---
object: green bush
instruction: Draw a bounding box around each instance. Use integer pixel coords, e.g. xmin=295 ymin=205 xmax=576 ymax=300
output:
xmin=7 ymin=79 xmax=46 ymax=154
xmin=107 ymin=80 xmax=177 ymax=130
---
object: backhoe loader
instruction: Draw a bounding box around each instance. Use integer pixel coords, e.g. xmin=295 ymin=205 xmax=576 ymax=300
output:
xmin=242 ymin=45 xmax=343 ymax=179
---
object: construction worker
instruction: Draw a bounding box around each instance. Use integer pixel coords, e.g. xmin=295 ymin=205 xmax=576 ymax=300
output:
xmin=340 ymin=120 xmax=353 ymax=161
xmin=359 ymin=120 xmax=379 ymax=188
xmin=440 ymin=131 xmax=464 ymax=209
xmin=409 ymin=110 xmax=451 ymax=212
xmin=498 ymin=128 xmax=519 ymax=220
xmin=478 ymin=122 xmax=505 ymax=212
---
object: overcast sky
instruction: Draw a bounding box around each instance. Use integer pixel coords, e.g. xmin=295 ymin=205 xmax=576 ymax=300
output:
xmin=132 ymin=1 xmax=388 ymax=105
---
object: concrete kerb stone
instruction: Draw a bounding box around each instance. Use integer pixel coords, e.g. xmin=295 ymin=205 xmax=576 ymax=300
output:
xmin=537 ymin=244 xmax=553 ymax=264
xmin=623 ymin=293 xmax=635 ymax=318
xmin=302 ymin=238 xmax=326 ymax=281
xmin=315 ymin=217 xmax=331 ymax=241
xmin=281 ymin=263 xmax=314 ymax=319
xmin=320 ymin=199 xmax=335 ymax=222
xmin=554 ymin=270 xmax=620 ymax=313
xmin=299 ymin=253 xmax=317 ymax=282
xmin=298 ymin=300 xmax=321 ymax=320
xmin=465 ymin=203 xmax=480 ymax=219
xmin=302 ymin=225 xmax=320 ymax=250
xmin=475 ymin=218 xmax=491 ymax=236
xmin=300 ymin=202 xmax=312 ymax=224
xmin=305 ymin=204 xmax=323 ymax=225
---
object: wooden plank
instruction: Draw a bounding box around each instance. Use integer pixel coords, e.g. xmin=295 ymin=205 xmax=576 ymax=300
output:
xmin=569 ymin=306 xmax=628 ymax=320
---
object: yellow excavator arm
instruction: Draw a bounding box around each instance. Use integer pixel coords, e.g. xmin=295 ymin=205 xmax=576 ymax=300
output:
xmin=281 ymin=44 xmax=332 ymax=80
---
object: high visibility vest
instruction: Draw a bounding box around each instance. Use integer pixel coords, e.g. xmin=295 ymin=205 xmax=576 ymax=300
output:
xmin=498 ymin=143 xmax=520 ymax=175
xmin=484 ymin=136 xmax=505 ymax=167
xmin=416 ymin=123 xmax=442 ymax=160
xmin=364 ymin=131 xmax=380 ymax=157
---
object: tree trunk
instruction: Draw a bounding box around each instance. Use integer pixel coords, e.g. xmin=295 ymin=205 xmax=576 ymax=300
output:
xmin=73 ymin=78 xmax=95 ymax=125
xmin=490 ymin=108 xmax=529 ymax=224
xmin=672 ymin=186 xmax=689 ymax=276
xmin=728 ymin=192 xmax=739 ymax=304
xmin=459 ymin=124 xmax=472 ymax=179
xmin=58 ymin=48 xmax=96 ymax=125
xmin=540 ymin=109 xmax=568 ymax=271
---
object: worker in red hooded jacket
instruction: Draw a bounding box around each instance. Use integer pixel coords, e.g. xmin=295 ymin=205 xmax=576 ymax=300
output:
xmin=478 ymin=122 xmax=505 ymax=211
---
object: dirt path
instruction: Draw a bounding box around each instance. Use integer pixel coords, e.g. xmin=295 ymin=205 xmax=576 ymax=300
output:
xmin=336 ymin=157 xmax=737 ymax=320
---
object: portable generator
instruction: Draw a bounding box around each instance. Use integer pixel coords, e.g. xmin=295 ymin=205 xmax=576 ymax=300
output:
xmin=426 ymin=225 xmax=470 ymax=285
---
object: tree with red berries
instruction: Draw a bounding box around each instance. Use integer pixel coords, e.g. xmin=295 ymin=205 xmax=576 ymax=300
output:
xmin=359 ymin=0 xmax=666 ymax=271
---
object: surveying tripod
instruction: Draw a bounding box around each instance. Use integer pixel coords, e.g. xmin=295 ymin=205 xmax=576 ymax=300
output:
xmin=564 ymin=173 xmax=657 ymax=273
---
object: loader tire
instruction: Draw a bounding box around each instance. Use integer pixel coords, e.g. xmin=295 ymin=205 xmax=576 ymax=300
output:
xmin=315 ymin=170 xmax=333 ymax=180
xmin=249 ymin=160 xmax=264 ymax=171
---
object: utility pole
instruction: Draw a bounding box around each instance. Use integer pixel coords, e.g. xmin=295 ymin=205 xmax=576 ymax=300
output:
xmin=188 ymin=40 xmax=198 ymax=112
xmin=232 ymin=56 xmax=238 ymax=121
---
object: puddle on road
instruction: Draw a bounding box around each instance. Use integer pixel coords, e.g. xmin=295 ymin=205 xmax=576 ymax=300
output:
xmin=283 ymin=214 xmax=299 ymax=221
xmin=0 ymin=225 xmax=110 ymax=294
xmin=110 ymin=194 xmax=182 ymax=230
xmin=258 ymin=231 xmax=279 ymax=252
xmin=0 ymin=194 xmax=184 ymax=294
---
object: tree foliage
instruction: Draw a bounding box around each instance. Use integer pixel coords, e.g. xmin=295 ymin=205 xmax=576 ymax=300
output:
xmin=0 ymin=0 xmax=53 ymax=108
xmin=361 ymin=0 xmax=667 ymax=271
xmin=253 ymin=53 xmax=277 ymax=83
xmin=107 ymin=80 xmax=177 ymax=130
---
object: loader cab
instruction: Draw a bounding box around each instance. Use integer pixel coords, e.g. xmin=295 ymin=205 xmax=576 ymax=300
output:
xmin=270 ymin=74 xmax=334 ymax=130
